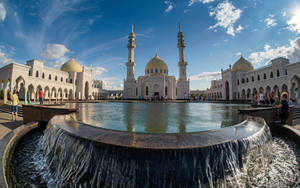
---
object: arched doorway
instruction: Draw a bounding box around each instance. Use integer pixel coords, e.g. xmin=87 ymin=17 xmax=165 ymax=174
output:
xmin=44 ymin=86 xmax=50 ymax=101
xmin=225 ymin=81 xmax=229 ymax=100
xmin=64 ymin=89 xmax=68 ymax=100
xmin=247 ymin=88 xmax=251 ymax=99
xmin=290 ymin=75 xmax=300 ymax=102
xmin=85 ymin=81 xmax=89 ymax=100
xmin=28 ymin=84 xmax=35 ymax=102
xmin=153 ymin=84 xmax=160 ymax=97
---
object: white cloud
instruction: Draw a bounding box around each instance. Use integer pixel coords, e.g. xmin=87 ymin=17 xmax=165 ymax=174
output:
xmin=100 ymin=77 xmax=123 ymax=90
xmin=248 ymin=37 xmax=300 ymax=65
xmin=42 ymin=44 xmax=70 ymax=60
xmin=190 ymin=71 xmax=221 ymax=81
xmin=265 ymin=15 xmax=277 ymax=28
xmin=164 ymin=0 xmax=174 ymax=13
xmin=88 ymin=66 xmax=108 ymax=77
xmin=236 ymin=52 xmax=242 ymax=57
xmin=0 ymin=3 xmax=6 ymax=22
xmin=188 ymin=0 xmax=215 ymax=6
xmin=0 ymin=50 xmax=16 ymax=65
xmin=287 ymin=9 xmax=300 ymax=33
xmin=53 ymin=56 xmax=69 ymax=68
xmin=209 ymin=1 xmax=243 ymax=36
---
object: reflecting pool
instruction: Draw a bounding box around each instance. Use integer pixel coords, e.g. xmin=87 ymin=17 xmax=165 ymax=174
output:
xmin=67 ymin=102 xmax=249 ymax=133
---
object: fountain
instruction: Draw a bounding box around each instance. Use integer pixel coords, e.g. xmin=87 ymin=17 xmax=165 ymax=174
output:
xmin=3 ymin=103 xmax=300 ymax=187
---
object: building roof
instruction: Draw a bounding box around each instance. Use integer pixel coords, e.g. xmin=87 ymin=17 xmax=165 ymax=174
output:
xmin=145 ymin=54 xmax=168 ymax=73
xmin=232 ymin=56 xmax=254 ymax=72
xmin=61 ymin=58 xmax=83 ymax=72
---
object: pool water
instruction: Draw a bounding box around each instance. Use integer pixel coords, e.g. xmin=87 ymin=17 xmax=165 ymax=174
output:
xmin=67 ymin=102 xmax=249 ymax=133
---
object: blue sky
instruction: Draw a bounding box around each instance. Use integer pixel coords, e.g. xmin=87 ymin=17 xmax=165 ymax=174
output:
xmin=0 ymin=0 xmax=300 ymax=90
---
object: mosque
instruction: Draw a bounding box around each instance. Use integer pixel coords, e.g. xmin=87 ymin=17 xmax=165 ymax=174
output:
xmin=202 ymin=56 xmax=300 ymax=102
xmin=123 ymin=25 xmax=190 ymax=100
xmin=0 ymin=58 xmax=104 ymax=104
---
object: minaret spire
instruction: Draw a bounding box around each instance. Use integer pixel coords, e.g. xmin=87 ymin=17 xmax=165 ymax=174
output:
xmin=126 ymin=24 xmax=136 ymax=81
xmin=179 ymin=23 xmax=181 ymax=32
xmin=177 ymin=24 xmax=187 ymax=80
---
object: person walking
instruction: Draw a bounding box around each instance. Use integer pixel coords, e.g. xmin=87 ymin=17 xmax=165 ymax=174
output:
xmin=39 ymin=89 xmax=43 ymax=105
xmin=276 ymin=92 xmax=289 ymax=124
xmin=11 ymin=90 xmax=19 ymax=121
xmin=27 ymin=90 xmax=30 ymax=104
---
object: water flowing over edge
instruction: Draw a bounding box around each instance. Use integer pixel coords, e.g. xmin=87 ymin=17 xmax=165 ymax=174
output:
xmin=37 ymin=117 xmax=272 ymax=187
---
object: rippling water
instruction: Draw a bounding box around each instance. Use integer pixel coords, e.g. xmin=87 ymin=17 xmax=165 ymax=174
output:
xmin=67 ymin=102 xmax=249 ymax=133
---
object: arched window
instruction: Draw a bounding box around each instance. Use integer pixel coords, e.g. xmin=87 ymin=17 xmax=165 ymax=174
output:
xmin=66 ymin=78 xmax=68 ymax=83
xmin=70 ymin=79 xmax=73 ymax=83
xmin=150 ymin=69 xmax=153 ymax=73
xmin=246 ymin=78 xmax=249 ymax=83
xmin=155 ymin=69 xmax=158 ymax=73
xmin=242 ymin=78 xmax=245 ymax=84
xmin=28 ymin=70 xmax=32 ymax=76
xmin=164 ymin=70 xmax=166 ymax=73
xmin=55 ymin=76 xmax=58 ymax=81
xmin=264 ymin=73 xmax=266 ymax=79
xmin=277 ymin=69 xmax=280 ymax=77
xmin=146 ymin=86 xmax=149 ymax=96
xmin=252 ymin=76 xmax=254 ymax=82
xmin=61 ymin=77 xmax=63 ymax=82
xmin=237 ymin=79 xmax=239 ymax=85
xmin=285 ymin=69 xmax=288 ymax=75
xmin=257 ymin=75 xmax=260 ymax=81
xmin=42 ymin=73 xmax=45 ymax=79
xmin=36 ymin=71 xmax=39 ymax=77
xmin=165 ymin=86 xmax=168 ymax=96
xmin=160 ymin=69 xmax=163 ymax=73
xmin=49 ymin=74 xmax=51 ymax=80
xmin=270 ymin=72 xmax=273 ymax=78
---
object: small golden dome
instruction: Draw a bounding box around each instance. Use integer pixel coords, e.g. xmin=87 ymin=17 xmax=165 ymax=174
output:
xmin=145 ymin=54 xmax=168 ymax=75
xmin=61 ymin=58 xmax=83 ymax=72
xmin=232 ymin=56 xmax=253 ymax=72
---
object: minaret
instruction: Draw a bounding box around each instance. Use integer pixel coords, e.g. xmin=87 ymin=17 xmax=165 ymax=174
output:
xmin=126 ymin=24 xmax=136 ymax=81
xmin=177 ymin=23 xmax=187 ymax=80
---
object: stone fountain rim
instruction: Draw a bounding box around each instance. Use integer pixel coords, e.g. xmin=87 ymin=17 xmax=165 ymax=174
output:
xmin=48 ymin=114 xmax=269 ymax=150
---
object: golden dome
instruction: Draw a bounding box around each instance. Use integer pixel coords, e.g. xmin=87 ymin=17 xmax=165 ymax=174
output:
xmin=232 ymin=56 xmax=253 ymax=72
xmin=145 ymin=54 xmax=168 ymax=75
xmin=61 ymin=58 xmax=83 ymax=72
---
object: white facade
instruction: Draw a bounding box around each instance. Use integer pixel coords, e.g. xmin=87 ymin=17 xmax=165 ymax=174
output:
xmin=203 ymin=57 xmax=300 ymax=101
xmin=123 ymin=25 xmax=190 ymax=100
xmin=0 ymin=59 xmax=104 ymax=103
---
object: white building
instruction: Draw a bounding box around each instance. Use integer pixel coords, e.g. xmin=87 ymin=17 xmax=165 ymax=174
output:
xmin=123 ymin=25 xmax=190 ymax=100
xmin=0 ymin=58 xmax=104 ymax=103
xmin=203 ymin=56 xmax=300 ymax=101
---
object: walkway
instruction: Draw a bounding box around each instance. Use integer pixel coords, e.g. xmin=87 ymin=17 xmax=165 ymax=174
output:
xmin=0 ymin=111 xmax=25 ymax=187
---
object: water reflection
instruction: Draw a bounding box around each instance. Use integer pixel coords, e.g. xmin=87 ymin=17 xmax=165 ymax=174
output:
xmin=144 ymin=104 xmax=169 ymax=133
xmin=177 ymin=103 xmax=187 ymax=134
xmin=69 ymin=102 xmax=249 ymax=133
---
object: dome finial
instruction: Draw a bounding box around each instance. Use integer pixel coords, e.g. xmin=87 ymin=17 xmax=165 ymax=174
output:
xmin=155 ymin=48 xmax=158 ymax=56
xmin=131 ymin=24 xmax=134 ymax=32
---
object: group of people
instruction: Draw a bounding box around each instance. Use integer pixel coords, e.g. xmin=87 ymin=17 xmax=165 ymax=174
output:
xmin=253 ymin=91 xmax=292 ymax=124
xmin=252 ymin=89 xmax=299 ymax=107
xmin=9 ymin=89 xmax=44 ymax=121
